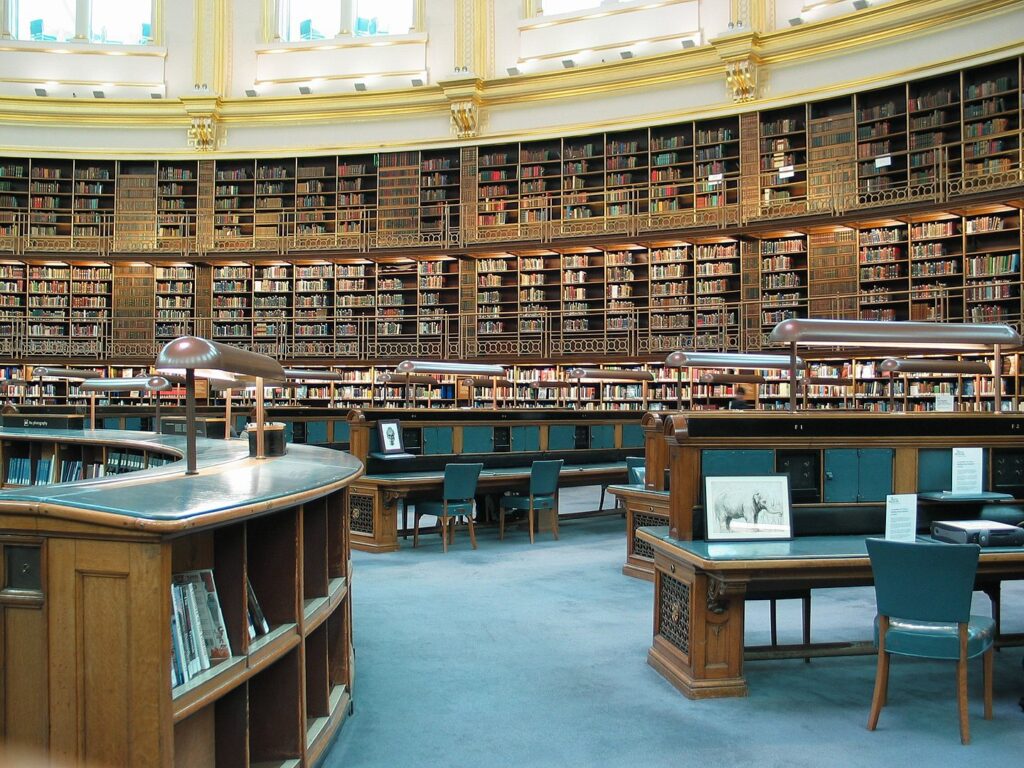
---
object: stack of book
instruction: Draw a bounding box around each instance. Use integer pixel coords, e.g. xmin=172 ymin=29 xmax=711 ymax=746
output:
xmin=170 ymin=569 xmax=232 ymax=688
xmin=6 ymin=456 xmax=32 ymax=484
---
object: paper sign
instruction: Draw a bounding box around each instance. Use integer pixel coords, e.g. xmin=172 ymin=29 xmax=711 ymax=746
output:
xmin=708 ymin=173 xmax=724 ymax=182
xmin=875 ymin=155 xmax=892 ymax=168
xmin=934 ymin=392 xmax=955 ymax=412
xmin=778 ymin=168 xmax=795 ymax=180
xmin=951 ymin=447 xmax=983 ymax=495
xmin=885 ymin=494 xmax=918 ymax=542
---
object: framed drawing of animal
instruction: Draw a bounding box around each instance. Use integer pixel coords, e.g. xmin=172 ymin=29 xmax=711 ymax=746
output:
xmin=703 ymin=474 xmax=792 ymax=541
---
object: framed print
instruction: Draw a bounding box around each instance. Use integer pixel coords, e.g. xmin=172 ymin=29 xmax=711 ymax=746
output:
xmin=376 ymin=419 xmax=405 ymax=455
xmin=703 ymin=474 xmax=792 ymax=541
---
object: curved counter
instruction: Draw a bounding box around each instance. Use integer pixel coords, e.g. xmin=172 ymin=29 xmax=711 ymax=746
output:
xmin=0 ymin=428 xmax=363 ymax=767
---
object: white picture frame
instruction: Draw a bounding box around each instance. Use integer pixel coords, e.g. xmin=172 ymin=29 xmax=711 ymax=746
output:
xmin=703 ymin=474 xmax=793 ymax=541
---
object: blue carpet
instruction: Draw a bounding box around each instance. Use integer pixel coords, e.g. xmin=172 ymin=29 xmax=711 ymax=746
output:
xmin=324 ymin=515 xmax=1024 ymax=767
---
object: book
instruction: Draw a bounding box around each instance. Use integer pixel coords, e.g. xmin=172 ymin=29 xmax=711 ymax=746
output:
xmin=172 ymin=569 xmax=232 ymax=661
xmin=247 ymin=577 xmax=270 ymax=636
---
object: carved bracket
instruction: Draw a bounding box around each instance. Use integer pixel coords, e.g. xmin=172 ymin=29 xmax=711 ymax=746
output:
xmin=439 ymin=76 xmax=484 ymax=140
xmin=382 ymin=489 xmax=405 ymax=506
xmin=707 ymin=578 xmax=746 ymax=613
xmin=450 ymin=100 xmax=479 ymax=139
xmin=187 ymin=115 xmax=224 ymax=151
xmin=725 ymin=57 xmax=759 ymax=103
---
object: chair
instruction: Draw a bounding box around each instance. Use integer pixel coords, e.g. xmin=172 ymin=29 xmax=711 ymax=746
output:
xmin=413 ymin=463 xmax=483 ymax=553
xmin=499 ymin=459 xmax=563 ymax=544
xmin=865 ymin=538 xmax=994 ymax=745
xmin=626 ymin=456 xmax=646 ymax=486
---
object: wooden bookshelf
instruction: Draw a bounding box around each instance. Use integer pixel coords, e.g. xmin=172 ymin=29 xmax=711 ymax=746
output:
xmin=759 ymin=232 xmax=808 ymax=331
xmin=476 ymin=252 xmax=517 ymax=338
xmin=562 ymin=134 xmax=605 ymax=223
xmin=605 ymin=129 xmax=649 ymax=219
xmin=963 ymin=205 xmax=1022 ymax=323
xmin=519 ymin=139 xmax=562 ymax=225
xmin=908 ymin=72 xmax=961 ymax=186
xmin=213 ymin=160 xmax=255 ymax=247
xmin=693 ymin=238 xmax=740 ymax=348
xmin=694 ymin=117 xmax=740 ymax=212
xmin=961 ymin=58 xmax=1021 ymax=179
xmin=857 ymin=220 xmax=909 ymax=321
xmin=758 ymin=106 xmax=808 ymax=210
xmin=114 ymin=160 xmax=157 ymax=249
xmin=212 ymin=263 xmax=253 ymax=342
xmin=855 ymin=84 xmax=909 ymax=198
xmin=158 ymin=161 xmax=199 ymax=247
xmin=908 ymin=213 xmax=963 ymax=321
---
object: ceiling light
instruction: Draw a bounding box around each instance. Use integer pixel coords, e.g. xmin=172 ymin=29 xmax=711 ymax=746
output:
xmin=789 ymin=17 xmax=803 ymax=25
xmin=681 ymin=38 xmax=696 ymax=49
xmin=151 ymin=92 xmax=162 ymax=99
xmin=93 ymin=90 xmax=105 ymax=98
xmin=411 ymin=78 xmax=424 ymax=87
xmin=852 ymin=0 xmax=869 ymax=8
xmin=34 ymin=88 xmax=47 ymax=97
xmin=298 ymin=85 xmax=311 ymax=95
xmin=245 ymin=89 xmax=258 ymax=97
xmin=561 ymin=58 xmax=575 ymax=68
xmin=354 ymin=81 xmax=367 ymax=91
xmin=619 ymin=50 xmax=634 ymax=59
xmin=506 ymin=66 xmax=520 ymax=76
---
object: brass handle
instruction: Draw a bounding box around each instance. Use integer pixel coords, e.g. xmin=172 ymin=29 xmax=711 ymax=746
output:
xmin=669 ymin=563 xmax=676 ymax=574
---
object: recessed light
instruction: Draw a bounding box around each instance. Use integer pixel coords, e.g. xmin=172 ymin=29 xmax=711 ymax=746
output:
xmin=245 ymin=89 xmax=258 ymax=97
xmin=411 ymin=78 xmax=424 ymax=87
xmin=561 ymin=59 xmax=575 ymax=68
xmin=852 ymin=0 xmax=869 ymax=9
xmin=681 ymin=39 xmax=696 ymax=49
xmin=789 ymin=17 xmax=803 ymax=25
xmin=506 ymin=66 xmax=520 ymax=76
xmin=34 ymin=88 xmax=47 ymax=97
xmin=619 ymin=50 xmax=634 ymax=59
xmin=93 ymin=90 xmax=105 ymax=98
xmin=354 ymin=82 xmax=367 ymax=91
xmin=298 ymin=85 xmax=311 ymax=95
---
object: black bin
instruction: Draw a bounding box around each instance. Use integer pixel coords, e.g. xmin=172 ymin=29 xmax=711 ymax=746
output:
xmin=247 ymin=422 xmax=287 ymax=457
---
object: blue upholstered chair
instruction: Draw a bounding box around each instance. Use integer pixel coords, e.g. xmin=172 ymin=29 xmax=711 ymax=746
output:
xmin=413 ymin=463 xmax=483 ymax=553
xmin=865 ymin=538 xmax=994 ymax=744
xmin=626 ymin=456 xmax=646 ymax=486
xmin=499 ymin=459 xmax=563 ymax=543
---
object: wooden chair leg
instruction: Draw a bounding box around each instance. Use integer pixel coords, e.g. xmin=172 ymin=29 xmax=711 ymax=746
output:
xmin=769 ymin=599 xmax=778 ymax=647
xmin=983 ymin=646 xmax=993 ymax=720
xmin=413 ymin=512 xmax=420 ymax=548
xmin=803 ymin=593 xmax=812 ymax=663
xmin=528 ymin=503 xmax=535 ymax=544
xmin=598 ymin=485 xmax=606 ymax=510
xmin=552 ymin=502 xmax=559 ymax=540
xmin=441 ymin=516 xmax=449 ymax=554
xmin=466 ymin=509 xmax=478 ymax=550
xmin=499 ymin=507 xmax=505 ymax=540
xmin=868 ymin=619 xmax=889 ymax=731
xmin=957 ymin=625 xmax=970 ymax=745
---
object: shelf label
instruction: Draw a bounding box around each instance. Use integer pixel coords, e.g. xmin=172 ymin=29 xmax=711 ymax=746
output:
xmin=934 ymin=392 xmax=955 ymax=412
xmin=874 ymin=155 xmax=892 ymax=169
xmin=951 ymin=447 xmax=983 ymax=495
xmin=778 ymin=166 xmax=795 ymax=180
xmin=708 ymin=173 xmax=723 ymax=182
xmin=885 ymin=493 xmax=918 ymax=542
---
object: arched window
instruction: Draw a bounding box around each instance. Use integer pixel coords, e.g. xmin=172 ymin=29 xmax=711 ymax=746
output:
xmin=15 ymin=0 xmax=76 ymax=42
xmin=353 ymin=0 xmax=415 ymax=37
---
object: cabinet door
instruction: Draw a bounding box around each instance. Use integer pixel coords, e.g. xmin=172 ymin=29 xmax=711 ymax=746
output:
xmin=702 ymin=449 xmax=774 ymax=478
xmin=857 ymin=448 xmax=893 ymax=502
xmin=306 ymin=421 xmax=329 ymax=445
xmin=462 ymin=426 xmax=493 ymax=454
xmin=622 ymin=423 xmax=644 ymax=448
xmin=423 ymin=427 xmax=453 ymax=455
xmin=548 ymin=425 xmax=576 ymax=451
xmin=918 ymin=448 xmax=953 ymax=493
xmin=511 ymin=425 xmax=540 ymax=453
xmin=590 ymin=424 xmax=614 ymax=450
xmin=824 ymin=449 xmax=859 ymax=503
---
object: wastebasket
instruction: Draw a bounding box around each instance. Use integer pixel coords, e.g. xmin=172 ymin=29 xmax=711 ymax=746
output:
xmin=247 ymin=422 xmax=287 ymax=457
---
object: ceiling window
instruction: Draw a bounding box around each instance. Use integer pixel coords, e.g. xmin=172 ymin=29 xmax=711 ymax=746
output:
xmin=15 ymin=0 xmax=76 ymax=42
xmin=353 ymin=0 xmax=415 ymax=36
xmin=90 ymin=0 xmax=153 ymax=45
xmin=283 ymin=0 xmax=342 ymax=41
xmin=540 ymin=0 xmax=603 ymax=15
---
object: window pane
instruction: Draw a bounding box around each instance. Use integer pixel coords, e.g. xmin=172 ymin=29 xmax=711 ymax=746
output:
xmin=540 ymin=0 xmax=602 ymax=15
xmin=91 ymin=0 xmax=153 ymax=45
xmin=16 ymin=0 xmax=76 ymax=42
xmin=283 ymin=0 xmax=341 ymax=41
xmin=353 ymin=0 xmax=415 ymax=36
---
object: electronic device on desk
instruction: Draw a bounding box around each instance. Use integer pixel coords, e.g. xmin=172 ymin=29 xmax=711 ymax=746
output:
xmin=932 ymin=520 xmax=1024 ymax=547
xmin=371 ymin=418 xmax=415 ymax=461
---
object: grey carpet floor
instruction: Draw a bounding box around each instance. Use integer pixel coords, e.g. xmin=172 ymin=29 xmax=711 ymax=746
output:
xmin=325 ymin=491 xmax=1024 ymax=768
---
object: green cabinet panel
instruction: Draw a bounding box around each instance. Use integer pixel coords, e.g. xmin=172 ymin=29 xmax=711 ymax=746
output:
xmin=825 ymin=448 xmax=893 ymax=502
xmin=234 ymin=415 xmax=248 ymax=436
xmin=462 ymin=426 xmax=493 ymax=454
xmin=857 ymin=448 xmax=893 ymax=502
xmin=511 ymin=425 xmax=540 ymax=452
xmin=622 ymin=423 xmax=644 ymax=448
xmin=124 ymin=417 xmax=143 ymax=431
xmin=423 ymin=426 xmax=454 ymax=455
xmin=590 ymin=424 xmax=614 ymax=450
xmin=102 ymin=417 xmax=120 ymax=430
xmin=548 ymin=425 xmax=576 ymax=451
xmin=306 ymin=421 xmax=329 ymax=445
xmin=918 ymin=448 xmax=953 ymax=493
xmin=702 ymin=450 xmax=774 ymax=478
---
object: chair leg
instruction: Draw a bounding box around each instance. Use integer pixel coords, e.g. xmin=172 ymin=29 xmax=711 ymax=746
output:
xmin=803 ymin=593 xmax=812 ymax=664
xmin=552 ymin=501 xmax=560 ymax=540
xmin=983 ymin=646 xmax=993 ymax=721
xmin=528 ymin=502 xmax=535 ymax=545
xmin=769 ymin=599 xmax=778 ymax=647
xmin=868 ymin=619 xmax=889 ymax=732
xmin=413 ymin=512 xmax=420 ymax=548
xmin=499 ymin=507 xmax=505 ymax=540
xmin=441 ymin=516 xmax=449 ymax=554
xmin=598 ymin=484 xmax=606 ymax=510
xmin=957 ymin=625 xmax=970 ymax=745
xmin=466 ymin=509 xmax=478 ymax=550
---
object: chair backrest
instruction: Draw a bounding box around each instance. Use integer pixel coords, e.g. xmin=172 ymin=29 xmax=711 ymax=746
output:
xmin=626 ymin=456 xmax=646 ymax=485
xmin=530 ymin=459 xmax=563 ymax=497
xmin=866 ymin=538 xmax=980 ymax=623
xmin=443 ymin=462 xmax=483 ymax=501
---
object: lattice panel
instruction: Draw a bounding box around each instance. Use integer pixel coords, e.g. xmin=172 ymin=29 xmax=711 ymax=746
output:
xmin=631 ymin=512 xmax=667 ymax=560
xmin=349 ymin=493 xmax=374 ymax=535
xmin=658 ymin=573 xmax=691 ymax=654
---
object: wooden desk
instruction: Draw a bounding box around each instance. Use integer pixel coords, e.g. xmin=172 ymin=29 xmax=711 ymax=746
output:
xmin=639 ymin=526 xmax=1024 ymax=700
xmin=352 ymin=462 xmax=627 ymax=552
xmin=607 ymin=484 xmax=669 ymax=580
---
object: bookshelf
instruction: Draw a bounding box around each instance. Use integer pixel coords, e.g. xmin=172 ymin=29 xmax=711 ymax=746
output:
xmin=213 ymin=160 xmax=255 ymax=246
xmin=335 ymin=260 xmax=375 ymax=350
xmin=27 ymin=262 xmax=71 ymax=342
xmin=908 ymin=213 xmax=963 ymax=321
xmin=335 ymin=155 xmax=377 ymax=240
xmin=807 ymin=97 xmax=856 ymax=210
xmin=477 ymin=143 xmax=519 ymax=232
xmin=907 ymin=72 xmax=961 ymax=186
xmin=605 ymin=129 xmax=649 ymax=219
xmin=649 ymin=242 xmax=693 ymax=352
xmin=476 ymin=253 xmax=517 ymax=338
xmin=293 ymin=262 xmax=335 ymax=353
xmin=649 ymin=122 xmax=695 ymax=219
xmin=562 ymin=133 xmax=605 ymax=222
xmin=417 ymin=257 xmax=459 ymax=337
xmin=694 ymin=117 xmax=740 ymax=211
xmin=693 ymin=238 xmax=740 ymax=348
xmin=29 ymin=158 xmax=73 ymax=240
xmin=255 ymin=159 xmax=295 ymax=245
xmin=294 ymin=156 xmax=336 ymax=241
xmin=212 ymin=263 xmax=253 ymax=342
xmin=377 ymin=151 xmax=420 ymax=241
xmin=517 ymin=250 xmax=559 ymax=336
xmin=961 ymin=59 xmax=1021 ymax=179
xmin=0 ymin=261 xmax=25 ymax=338
xmin=154 ymin=264 xmax=196 ymax=341
xmin=0 ymin=157 xmax=29 ymax=243
xmin=758 ymin=106 xmax=808 ymax=209
xmin=158 ymin=161 xmax=199 ymax=246
xmin=605 ymin=246 xmax=648 ymax=333
xmin=71 ymin=262 xmax=112 ymax=343
xmin=72 ymin=161 xmax=114 ymax=242
xmin=857 ymin=221 xmax=909 ymax=321
xmin=520 ymin=139 xmax=562 ymax=225
xmin=759 ymin=233 xmax=808 ymax=331
xmin=376 ymin=259 xmax=418 ymax=339
xmin=115 ymin=160 xmax=158 ymax=249
xmin=561 ymin=248 xmax=604 ymax=335
xmin=420 ymin=149 xmax=460 ymax=239
xmin=963 ymin=206 xmax=1022 ymax=323
xmin=253 ymin=263 xmax=292 ymax=343
xmin=855 ymin=84 xmax=909 ymax=198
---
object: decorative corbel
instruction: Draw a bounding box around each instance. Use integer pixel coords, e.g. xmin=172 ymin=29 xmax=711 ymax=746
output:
xmin=710 ymin=31 xmax=764 ymax=103
xmin=439 ymin=76 xmax=484 ymax=140
xmin=180 ymin=96 xmax=226 ymax=151
xmin=725 ymin=58 xmax=759 ymax=103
